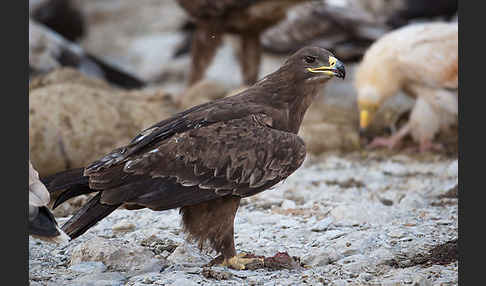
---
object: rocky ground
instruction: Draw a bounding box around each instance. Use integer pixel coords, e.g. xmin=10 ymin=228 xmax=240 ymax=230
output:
xmin=29 ymin=150 xmax=458 ymax=286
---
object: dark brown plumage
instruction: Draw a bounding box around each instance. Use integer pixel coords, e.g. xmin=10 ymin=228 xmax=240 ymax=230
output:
xmin=42 ymin=46 xmax=345 ymax=269
xmin=176 ymin=0 xmax=309 ymax=87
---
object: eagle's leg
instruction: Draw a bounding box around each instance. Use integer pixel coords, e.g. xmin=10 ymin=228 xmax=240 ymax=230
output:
xmin=368 ymin=122 xmax=411 ymax=150
xmin=187 ymin=23 xmax=223 ymax=86
xmin=239 ymin=32 xmax=262 ymax=86
xmin=181 ymin=196 xmax=263 ymax=270
xmin=219 ymin=252 xmax=264 ymax=270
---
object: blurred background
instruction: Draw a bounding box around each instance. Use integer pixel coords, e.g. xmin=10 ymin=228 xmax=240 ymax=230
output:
xmin=29 ymin=0 xmax=458 ymax=178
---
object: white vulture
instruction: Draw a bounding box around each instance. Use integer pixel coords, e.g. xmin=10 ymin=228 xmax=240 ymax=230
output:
xmin=355 ymin=22 xmax=458 ymax=152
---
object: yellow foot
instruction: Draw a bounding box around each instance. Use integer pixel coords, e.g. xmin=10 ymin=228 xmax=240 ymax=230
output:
xmin=221 ymin=253 xmax=264 ymax=270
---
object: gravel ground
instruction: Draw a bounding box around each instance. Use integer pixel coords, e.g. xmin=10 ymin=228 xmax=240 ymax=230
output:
xmin=29 ymin=150 xmax=458 ymax=286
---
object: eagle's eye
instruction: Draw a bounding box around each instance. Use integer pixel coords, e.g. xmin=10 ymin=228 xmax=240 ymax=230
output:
xmin=304 ymin=56 xmax=316 ymax=64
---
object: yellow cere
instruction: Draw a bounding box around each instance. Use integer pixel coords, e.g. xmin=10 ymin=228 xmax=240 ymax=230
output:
xmin=307 ymin=56 xmax=338 ymax=74
xmin=328 ymin=56 xmax=337 ymax=67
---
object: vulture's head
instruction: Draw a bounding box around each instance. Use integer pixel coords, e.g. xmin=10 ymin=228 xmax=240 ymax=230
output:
xmin=356 ymin=85 xmax=383 ymax=131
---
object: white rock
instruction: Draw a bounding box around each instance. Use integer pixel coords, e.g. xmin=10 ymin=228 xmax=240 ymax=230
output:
xmin=166 ymin=243 xmax=211 ymax=266
xmin=446 ymin=160 xmax=458 ymax=178
xmin=169 ymin=278 xmax=198 ymax=286
xmin=399 ymin=193 xmax=428 ymax=209
xmin=281 ymin=199 xmax=296 ymax=210
xmin=72 ymin=272 xmax=126 ymax=286
xmin=111 ymin=219 xmax=136 ymax=233
xmin=311 ymin=217 xmax=334 ymax=232
xmin=412 ymin=274 xmax=433 ymax=286
xmin=69 ymin=261 xmax=107 ymax=273
xmin=70 ymin=237 xmax=154 ymax=271
xmin=301 ymin=250 xmax=331 ymax=267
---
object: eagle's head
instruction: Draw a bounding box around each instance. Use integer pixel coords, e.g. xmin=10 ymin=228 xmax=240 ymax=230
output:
xmin=286 ymin=46 xmax=346 ymax=84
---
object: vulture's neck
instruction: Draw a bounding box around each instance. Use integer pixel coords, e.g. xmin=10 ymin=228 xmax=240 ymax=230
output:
xmin=254 ymin=68 xmax=324 ymax=134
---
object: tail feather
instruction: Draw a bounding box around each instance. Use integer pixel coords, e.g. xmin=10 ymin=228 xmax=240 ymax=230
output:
xmin=62 ymin=193 xmax=120 ymax=239
xmin=41 ymin=168 xmax=88 ymax=193
xmin=53 ymin=184 xmax=96 ymax=209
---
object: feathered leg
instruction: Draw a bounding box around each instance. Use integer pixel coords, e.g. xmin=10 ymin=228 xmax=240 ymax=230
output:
xmin=180 ymin=196 xmax=263 ymax=270
xmin=187 ymin=23 xmax=223 ymax=86
xmin=239 ymin=32 xmax=262 ymax=86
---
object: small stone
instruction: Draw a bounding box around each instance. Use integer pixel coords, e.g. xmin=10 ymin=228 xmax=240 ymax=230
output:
xmin=359 ymin=273 xmax=374 ymax=282
xmin=169 ymin=278 xmax=198 ymax=286
xmin=388 ymin=230 xmax=406 ymax=238
xmin=112 ymin=220 xmax=136 ymax=233
xmin=412 ymin=274 xmax=432 ymax=286
xmin=69 ymin=261 xmax=107 ymax=273
xmin=331 ymin=280 xmax=349 ymax=286
xmin=436 ymin=220 xmax=453 ymax=225
xmin=301 ymin=251 xmax=330 ymax=267
xmin=201 ymin=268 xmax=232 ymax=280
xmin=399 ymin=193 xmax=428 ymax=209
xmin=302 ymin=247 xmax=341 ymax=267
xmin=281 ymin=199 xmax=296 ymax=210
xmin=311 ymin=217 xmax=334 ymax=232
xmin=446 ymin=160 xmax=458 ymax=178
xmin=73 ymin=272 xmax=126 ymax=286
xmin=166 ymin=243 xmax=211 ymax=265
xmin=324 ymin=230 xmax=347 ymax=240
xmin=130 ymin=259 xmax=169 ymax=276
xmin=338 ymin=254 xmax=371 ymax=273
xmin=140 ymin=235 xmax=179 ymax=255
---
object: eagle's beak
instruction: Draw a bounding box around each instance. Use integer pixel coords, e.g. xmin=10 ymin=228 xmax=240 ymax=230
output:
xmin=307 ymin=56 xmax=346 ymax=79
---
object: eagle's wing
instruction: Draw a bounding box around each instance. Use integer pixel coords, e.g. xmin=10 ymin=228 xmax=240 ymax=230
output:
xmin=87 ymin=115 xmax=306 ymax=211
xmin=84 ymin=92 xmax=287 ymax=174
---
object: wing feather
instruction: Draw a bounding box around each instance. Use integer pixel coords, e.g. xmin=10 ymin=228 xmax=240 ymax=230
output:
xmin=90 ymin=114 xmax=306 ymax=209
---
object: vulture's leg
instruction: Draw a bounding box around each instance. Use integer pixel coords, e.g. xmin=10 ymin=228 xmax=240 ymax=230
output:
xmin=368 ymin=122 xmax=411 ymax=150
xmin=418 ymin=139 xmax=444 ymax=153
xmin=239 ymin=32 xmax=262 ymax=85
xmin=187 ymin=24 xmax=223 ymax=86
xmin=180 ymin=196 xmax=263 ymax=270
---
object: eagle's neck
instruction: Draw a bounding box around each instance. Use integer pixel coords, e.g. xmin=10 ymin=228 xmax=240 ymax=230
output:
xmin=253 ymin=70 xmax=324 ymax=134
xmin=287 ymin=82 xmax=322 ymax=134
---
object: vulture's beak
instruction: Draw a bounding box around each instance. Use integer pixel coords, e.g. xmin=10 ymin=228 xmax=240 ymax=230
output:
xmin=360 ymin=109 xmax=372 ymax=129
xmin=308 ymin=56 xmax=346 ymax=79
xmin=358 ymin=101 xmax=378 ymax=130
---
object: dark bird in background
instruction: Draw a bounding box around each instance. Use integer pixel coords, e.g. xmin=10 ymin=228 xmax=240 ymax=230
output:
xmin=386 ymin=0 xmax=458 ymax=28
xmin=175 ymin=0 xmax=309 ymax=87
xmin=260 ymin=0 xmax=457 ymax=62
xmin=29 ymin=19 xmax=146 ymax=90
xmin=30 ymin=0 xmax=86 ymax=42
xmin=29 ymin=161 xmax=69 ymax=243
xmin=42 ymin=47 xmax=345 ymax=269
xmin=260 ymin=1 xmax=387 ymax=63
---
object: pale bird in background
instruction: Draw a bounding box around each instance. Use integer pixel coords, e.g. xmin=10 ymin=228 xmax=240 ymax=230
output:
xmin=355 ymin=22 xmax=458 ymax=152
xmin=29 ymin=160 xmax=69 ymax=243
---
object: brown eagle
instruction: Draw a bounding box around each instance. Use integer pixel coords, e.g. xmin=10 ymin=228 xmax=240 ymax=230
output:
xmin=42 ymin=46 xmax=345 ymax=269
xmin=175 ymin=0 xmax=309 ymax=86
